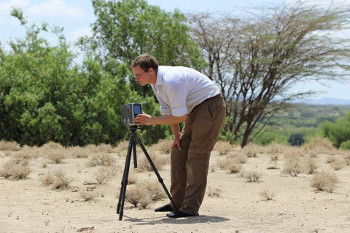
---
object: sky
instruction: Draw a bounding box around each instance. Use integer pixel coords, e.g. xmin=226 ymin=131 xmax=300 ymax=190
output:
xmin=1 ymin=0 xmax=350 ymax=100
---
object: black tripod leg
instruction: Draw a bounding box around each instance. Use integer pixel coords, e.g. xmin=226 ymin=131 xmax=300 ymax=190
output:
xmin=116 ymin=136 xmax=134 ymax=220
xmin=133 ymin=141 xmax=137 ymax=168
xmin=136 ymin=136 xmax=179 ymax=212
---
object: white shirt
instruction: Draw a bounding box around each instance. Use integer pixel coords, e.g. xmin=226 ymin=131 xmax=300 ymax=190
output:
xmin=150 ymin=66 xmax=221 ymax=117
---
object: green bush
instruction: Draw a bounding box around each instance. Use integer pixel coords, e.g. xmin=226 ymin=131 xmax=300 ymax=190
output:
xmin=340 ymin=140 xmax=350 ymax=150
xmin=288 ymin=133 xmax=305 ymax=146
xmin=322 ymin=112 xmax=350 ymax=148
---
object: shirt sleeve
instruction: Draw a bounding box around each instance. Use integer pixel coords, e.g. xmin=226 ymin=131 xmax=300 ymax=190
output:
xmin=166 ymin=82 xmax=188 ymax=117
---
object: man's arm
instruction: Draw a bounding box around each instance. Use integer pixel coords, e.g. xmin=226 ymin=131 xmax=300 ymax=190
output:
xmin=133 ymin=113 xmax=187 ymax=125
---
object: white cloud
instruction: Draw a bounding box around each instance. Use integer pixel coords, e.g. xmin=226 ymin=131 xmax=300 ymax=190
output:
xmin=27 ymin=0 xmax=85 ymax=18
xmin=0 ymin=0 xmax=30 ymax=13
xmin=70 ymin=26 xmax=92 ymax=41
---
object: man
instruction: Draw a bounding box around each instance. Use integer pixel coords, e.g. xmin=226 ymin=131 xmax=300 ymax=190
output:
xmin=131 ymin=53 xmax=226 ymax=218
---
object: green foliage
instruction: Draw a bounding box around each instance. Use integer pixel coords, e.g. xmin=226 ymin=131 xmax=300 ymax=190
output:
xmin=340 ymin=140 xmax=350 ymax=150
xmin=288 ymin=133 xmax=305 ymax=146
xmin=86 ymin=0 xmax=204 ymax=96
xmin=0 ymin=16 xmax=133 ymax=146
xmin=1 ymin=5 xmax=183 ymax=146
xmin=322 ymin=112 xmax=350 ymax=148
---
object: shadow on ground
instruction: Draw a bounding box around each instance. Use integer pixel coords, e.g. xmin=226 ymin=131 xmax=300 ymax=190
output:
xmin=124 ymin=214 xmax=230 ymax=225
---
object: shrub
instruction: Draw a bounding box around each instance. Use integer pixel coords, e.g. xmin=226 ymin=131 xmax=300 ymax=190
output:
xmin=88 ymin=153 xmax=115 ymax=167
xmin=282 ymin=156 xmax=303 ymax=177
xmin=288 ymin=133 xmax=305 ymax=146
xmin=40 ymin=170 xmax=72 ymax=190
xmin=0 ymin=159 xmax=31 ymax=179
xmin=149 ymin=139 xmax=173 ymax=154
xmin=227 ymin=162 xmax=242 ymax=174
xmin=136 ymin=153 xmax=167 ymax=172
xmin=0 ymin=141 xmax=21 ymax=151
xmin=69 ymin=146 xmax=90 ymax=158
xmin=311 ymin=170 xmax=338 ymax=193
xmin=207 ymin=186 xmax=222 ymax=197
xmin=340 ymin=140 xmax=350 ymax=150
xmin=124 ymin=180 xmax=165 ymax=208
xmin=330 ymin=157 xmax=344 ymax=170
xmin=303 ymin=156 xmax=317 ymax=174
xmin=214 ymin=141 xmax=235 ymax=155
xmin=259 ymin=189 xmax=275 ymax=201
xmin=243 ymin=171 xmax=262 ymax=182
xmin=79 ymin=187 xmax=97 ymax=201
xmin=94 ymin=166 xmax=118 ymax=184
xmin=265 ymin=142 xmax=289 ymax=155
xmin=302 ymin=137 xmax=337 ymax=156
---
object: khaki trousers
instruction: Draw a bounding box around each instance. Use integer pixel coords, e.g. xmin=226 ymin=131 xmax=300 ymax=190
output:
xmin=170 ymin=96 xmax=226 ymax=215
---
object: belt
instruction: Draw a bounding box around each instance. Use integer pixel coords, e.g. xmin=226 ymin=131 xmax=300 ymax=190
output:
xmin=191 ymin=94 xmax=222 ymax=113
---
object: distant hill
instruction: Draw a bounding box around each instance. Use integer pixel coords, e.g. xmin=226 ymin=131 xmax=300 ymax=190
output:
xmin=293 ymin=97 xmax=350 ymax=105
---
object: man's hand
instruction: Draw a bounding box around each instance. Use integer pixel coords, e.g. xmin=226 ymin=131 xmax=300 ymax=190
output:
xmin=171 ymin=137 xmax=181 ymax=150
xmin=133 ymin=113 xmax=152 ymax=125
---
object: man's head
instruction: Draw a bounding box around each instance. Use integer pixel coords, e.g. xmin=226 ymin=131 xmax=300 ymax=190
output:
xmin=131 ymin=54 xmax=158 ymax=86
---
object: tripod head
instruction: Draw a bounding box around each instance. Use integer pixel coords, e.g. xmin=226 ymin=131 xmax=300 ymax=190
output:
xmin=128 ymin=125 xmax=141 ymax=132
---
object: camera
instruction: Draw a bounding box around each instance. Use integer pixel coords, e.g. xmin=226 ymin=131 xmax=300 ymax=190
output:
xmin=122 ymin=103 xmax=142 ymax=125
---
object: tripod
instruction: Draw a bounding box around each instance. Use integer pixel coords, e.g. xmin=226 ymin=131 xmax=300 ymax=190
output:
xmin=116 ymin=125 xmax=178 ymax=220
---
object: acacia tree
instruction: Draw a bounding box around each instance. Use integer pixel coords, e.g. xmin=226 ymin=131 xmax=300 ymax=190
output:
xmin=188 ymin=2 xmax=350 ymax=147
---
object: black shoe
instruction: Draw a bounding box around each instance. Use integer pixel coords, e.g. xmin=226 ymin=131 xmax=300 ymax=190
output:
xmin=166 ymin=210 xmax=199 ymax=218
xmin=154 ymin=204 xmax=174 ymax=212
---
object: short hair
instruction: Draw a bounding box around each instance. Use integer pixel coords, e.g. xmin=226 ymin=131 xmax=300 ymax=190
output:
xmin=131 ymin=53 xmax=159 ymax=72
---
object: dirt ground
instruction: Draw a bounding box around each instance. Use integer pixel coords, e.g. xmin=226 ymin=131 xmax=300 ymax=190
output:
xmin=1 ymin=144 xmax=350 ymax=233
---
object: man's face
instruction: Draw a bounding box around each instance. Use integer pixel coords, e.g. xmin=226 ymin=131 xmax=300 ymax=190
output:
xmin=132 ymin=65 xmax=153 ymax=86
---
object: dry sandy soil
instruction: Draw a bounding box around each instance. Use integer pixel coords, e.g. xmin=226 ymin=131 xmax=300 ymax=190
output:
xmin=1 ymin=141 xmax=350 ymax=233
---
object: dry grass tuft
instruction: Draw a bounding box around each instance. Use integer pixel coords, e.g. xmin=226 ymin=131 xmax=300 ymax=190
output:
xmin=136 ymin=153 xmax=167 ymax=172
xmin=303 ymin=156 xmax=317 ymax=174
xmin=88 ymin=153 xmax=115 ymax=167
xmin=142 ymin=180 xmax=166 ymax=201
xmin=283 ymin=146 xmax=303 ymax=159
xmin=311 ymin=170 xmax=338 ymax=193
xmin=115 ymin=141 xmax=130 ymax=154
xmin=214 ymin=141 xmax=236 ymax=155
xmin=265 ymin=142 xmax=289 ymax=156
xmin=40 ymin=169 xmax=72 ymax=190
xmin=270 ymin=154 xmax=279 ymax=163
xmin=302 ymin=137 xmax=337 ymax=157
xmin=94 ymin=166 xmax=118 ymax=184
xmin=217 ymin=156 xmax=242 ymax=173
xmin=259 ymin=189 xmax=275 ymax=201
xmin=125 ymin=185 xmax=144 ymax=207
xmin=95 ymin=143 xmax=114 ymax=153
xmin=0 ymin=140 xmax=21 ymax=151
xmin=241 ymin=143 xmax=261 ymax=157
xmin=40 ymin=143 xmax=67 ymax=164
xmin=282 ymin=156 xmax=304 ymax=177
xmin=227 ymin=161 xmax=242 ymax=174
xmin=234 ymin=154 xmax=248 ymax=164
xmin=207 ymin=186 xmax=222 ymax=197
xmin=0 ymin=159 xmax=30 ymax=179
xmin=329 ymin=157 xmax=344 ymax=170
xmin=345 ymin=154 xmax=350 ymax=166
xmin=243 ymin=170 xmax=262 ymax=182
xmin=41 ymin=141 xmax=64 ymax=150
xmin=79 ymin=187 xmax=97 ymax=201
xmin=124 ymin=180 xmax=165 ymax=209
xmin=68 ymin=146 xmax=90 ymax=158
xmin=149 ymin=139 xmax=173 ymax=154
